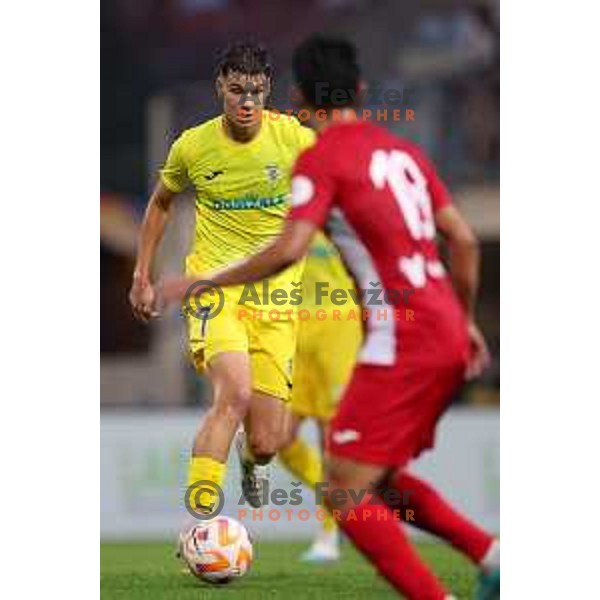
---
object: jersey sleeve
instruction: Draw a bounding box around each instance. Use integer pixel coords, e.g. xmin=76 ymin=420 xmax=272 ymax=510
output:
xmin=295 ymin=123 xmax=317 ymax=152
xmin=159 ymin=136 xmax=188 ymax=193
xmin=284 ymin=115 xmax=316 ymax=153
xmin=288 ymin=148 xmax=335 ymax=228
xmin=411 ymin=145 xmax=453 ymax=213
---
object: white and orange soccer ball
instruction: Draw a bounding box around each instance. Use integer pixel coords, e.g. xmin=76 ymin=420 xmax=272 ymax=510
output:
xmin=179 ymin=517 xmax=253 ymax=584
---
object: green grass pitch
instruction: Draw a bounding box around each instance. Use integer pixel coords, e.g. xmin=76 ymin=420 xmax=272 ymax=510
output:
xmin=101 ymin=540 xmax=477 ymax=599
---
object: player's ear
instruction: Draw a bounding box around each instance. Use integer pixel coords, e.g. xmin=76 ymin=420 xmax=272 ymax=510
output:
xmin=264 ymin=77 xmax=272 ymax=102
xmin=356 ymin=80 xmax=368 ymax=106
xmin=215 ymin=75 xmax=225 ymax=100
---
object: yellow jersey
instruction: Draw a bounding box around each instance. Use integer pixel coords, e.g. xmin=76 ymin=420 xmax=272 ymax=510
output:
xmin=160 ymin=111 xmax=315 ymax=303
xmin=302 ymin=232 xmax=358 ymax=312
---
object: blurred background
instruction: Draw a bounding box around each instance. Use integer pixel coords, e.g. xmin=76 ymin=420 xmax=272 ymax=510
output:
xmin=101 ymin=0 xmax=499 ymax=540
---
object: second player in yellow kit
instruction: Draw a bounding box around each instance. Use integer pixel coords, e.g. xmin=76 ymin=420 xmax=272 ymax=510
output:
xmin=278 ymin=232 xmax=362 ymax=561
xmin=292 ymin=232 xmax=362 ymax=419
xmin=161 ymin=110 xmax=314 ymax=400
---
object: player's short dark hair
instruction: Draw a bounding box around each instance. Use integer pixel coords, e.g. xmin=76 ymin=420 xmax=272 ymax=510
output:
xmin=216 ymin=42 xmax=272 ymax=80
xmin=292 ymin=35 xmax=361 ymax=108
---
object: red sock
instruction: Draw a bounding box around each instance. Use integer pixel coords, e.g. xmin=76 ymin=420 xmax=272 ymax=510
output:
xmin=337 ymin=496 xmax=448 ymax=599
xmin=392 ymin=472 xmax=494 ymax=564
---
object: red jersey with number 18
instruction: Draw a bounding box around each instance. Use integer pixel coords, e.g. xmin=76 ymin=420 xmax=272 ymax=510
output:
xmin=289 ymin=120 xmax=468 ymax=369
xmin=289 ymin=121 xmax=470 ymax=466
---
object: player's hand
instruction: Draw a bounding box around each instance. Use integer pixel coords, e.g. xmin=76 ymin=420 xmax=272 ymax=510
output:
xmin=129 ymin=277 xmax=159 ymax=322
xmin=466 ymin=320 xmax=490 ymax=380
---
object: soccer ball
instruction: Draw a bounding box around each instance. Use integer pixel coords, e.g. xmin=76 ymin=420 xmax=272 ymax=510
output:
xmin=179 ymin=517 xmax=253 ymax=584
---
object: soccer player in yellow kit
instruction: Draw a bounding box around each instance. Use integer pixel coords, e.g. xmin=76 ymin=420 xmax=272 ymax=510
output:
xmin=279 ymin=232 xmax=362 ymax=561
xmin=129 ymin=43 xmax=314 ymax=515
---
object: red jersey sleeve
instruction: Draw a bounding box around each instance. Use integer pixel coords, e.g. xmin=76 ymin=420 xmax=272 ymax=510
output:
xmin=288 ymin=148 xmax=336 ymax=228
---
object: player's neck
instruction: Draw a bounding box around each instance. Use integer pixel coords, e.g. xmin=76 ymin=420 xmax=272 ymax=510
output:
xmin=222 ymin=114 xmax=262 ymax=143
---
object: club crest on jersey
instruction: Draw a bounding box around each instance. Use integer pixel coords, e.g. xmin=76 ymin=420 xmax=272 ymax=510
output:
xmin=265 ymin=163 xmax=281 ymax=186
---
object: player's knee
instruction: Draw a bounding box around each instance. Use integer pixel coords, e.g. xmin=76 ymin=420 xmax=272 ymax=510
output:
xmin=325 ymin=455 xmax=346 ymax=480
xmin=214 ymin=386 xmax=252 ymax=422
xmin=325 ymin=465 xmax=346 ymax=491
xmin=325 ymin=457 xmax=371 ymax=492
xmin=248 ymin=432 xmax=278 ymax=463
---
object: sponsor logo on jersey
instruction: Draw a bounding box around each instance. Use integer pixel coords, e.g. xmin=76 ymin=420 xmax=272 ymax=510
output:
xmin=212 ymin=193 xmax=288 ymax=211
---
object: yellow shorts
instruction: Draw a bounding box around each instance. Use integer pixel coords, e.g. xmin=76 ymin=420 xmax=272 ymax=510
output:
xmin=291 ymin=312 xmax=362 ymax=420
xmin=186 ymin=286 xmax=296 ymax=401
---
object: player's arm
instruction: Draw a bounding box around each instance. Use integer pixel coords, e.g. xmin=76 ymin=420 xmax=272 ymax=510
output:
xmin=129 ymin=181 xmax=178 ymax=321
xmin=412 ymin=143 xmax=480 ymax=317
xmin=435 ymin=204 xmax=489 ymax=378
xmin=129 ymin=135 xmax=188 ymax=321
xmin=435 ymin=204 xmax=480 ymax=319
xmin=417 ymin=143 xmax=489 ymax=378
xmin=160 ymin=220 xmax=317 ymax=305
xmin=212 ymin=219 xmax=316 ymax=284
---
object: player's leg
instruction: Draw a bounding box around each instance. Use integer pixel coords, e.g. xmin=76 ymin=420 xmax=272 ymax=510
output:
xmin=386 ymin=470 xmax=498 ymax=568
xmin=237 ymin=316 xmax=296 ymax=507
xmin=238 ymin=389 xmax=289 ymax=506
xmin=278 ymin=330 xmax=324 ymax=493
xmin=279 ymin=414 xmax=330 ymax=496
xmin=298 ymin=417 xmax=340 ymax=561
xmin=399 ymin=474 xmax=499 ymax=600
xmin=290 ymin=313 xmax=361 ymax=561
xmin=278 ymin=412 xmax=340 ymax=561
xmin=278 ymin=318 xmax=342 ymax=560
xmin=379 ymin=364 xmax=500 ymax=598
xmin=278 ymin=412 xmax=312 ymax=482
xmin=245 ymin=390 xmax=290 ymax=461
xmin=278 ymin=337 xmax=338 ymax=559
xmin=325 ymin=365 xmax=456 ymax=599
xmin=185 ymin=294 xmax=251 ymax=516
xmin=386 ymin=470 xmax=500 ymax=599
xmin=325 ymin=454 xmax=452 ymax=600
xmin=186 ymin=351 xmax=252 ymax=514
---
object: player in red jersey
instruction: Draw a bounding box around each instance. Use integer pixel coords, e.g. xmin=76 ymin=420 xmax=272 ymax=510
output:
xmin=161 ymin=36 xmax=499 ymax=599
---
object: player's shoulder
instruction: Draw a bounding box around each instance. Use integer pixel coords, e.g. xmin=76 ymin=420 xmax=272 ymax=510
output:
xmin=169 ymin=115 xmax=223 ymax=164
xmin=327 ymin=121 xmax=430 ymax=164
xmin=325 ymin=120 xmax=395 ymax=146
xmin=264 ymin=110 xmax=316 ymax=149
xmin=176 ymin=115 xmax=221 ymax=146
xmin=294 ymin=121 xmax=378 ymax=171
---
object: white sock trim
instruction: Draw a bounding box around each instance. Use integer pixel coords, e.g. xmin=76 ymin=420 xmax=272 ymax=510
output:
xmin=480 ymin=538 xmax=500 ymax=572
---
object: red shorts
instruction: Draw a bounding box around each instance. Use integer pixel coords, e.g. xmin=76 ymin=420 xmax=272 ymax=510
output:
xmin=327 ymin=358 xmax=466 ymax=467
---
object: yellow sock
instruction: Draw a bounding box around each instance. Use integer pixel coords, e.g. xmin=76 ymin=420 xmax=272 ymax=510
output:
xmin=278 ymin=439 xmax=337 ymax=533
xmin=279 ymin=438 xmax=321 ymax=487
xmin=186 ymin=455 xmax=226 ymax=513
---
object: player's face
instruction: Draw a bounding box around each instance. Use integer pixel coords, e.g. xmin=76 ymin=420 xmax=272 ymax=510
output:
xmin=218 ymin=72 xmax=270 ymax=129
